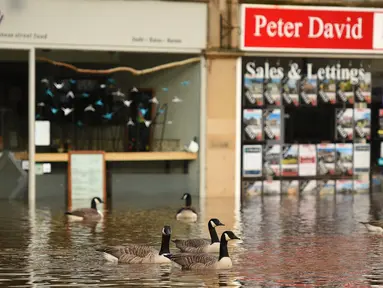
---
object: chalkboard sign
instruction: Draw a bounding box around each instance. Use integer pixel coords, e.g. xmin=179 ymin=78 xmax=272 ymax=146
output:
xmin=68 ymin=151 xmax=106 ymax=209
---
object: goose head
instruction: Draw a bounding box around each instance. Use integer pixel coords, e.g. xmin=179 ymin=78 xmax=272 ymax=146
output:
xmin=222 ymin=231 xmax=240 ymax=242
xmin=91 ymin=197 xmax=104 ymax=209
xmin=181 ymin=193 xmax=192 ymax=207
xmin=162 ymin=225 xmax=172 ymax=236
xmin=209 ymin=218 xmax=225 ymax=228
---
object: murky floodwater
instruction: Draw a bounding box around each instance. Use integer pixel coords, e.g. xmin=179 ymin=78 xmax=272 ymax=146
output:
xmin=1 ymin=193 xmax=383 ymax=287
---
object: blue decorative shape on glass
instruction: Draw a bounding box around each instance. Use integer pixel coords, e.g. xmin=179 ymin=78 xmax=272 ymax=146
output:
xmin=158 ymin=108 xmax=165 ymax=114
xmin=51 ymin=108 xmax=58 ymax=114
xmin=82 ymin=92 xmax=90 ymax=98
xmin=69 ymin=79 xmax=76 ymax=84
xmin=102 ymin=113 xmax=113 ymax=120
xmin=77 ymin=120 xmax=83 ymax=127
xmin=181 ymin=81 xmax=190 ymax=86
xmin=379 ymin=158 xmax=383 ymax=166
xmin=107 ymin=78 xmax=116 ymax=84
xmin=162 ymin=87 xmax=168 ymax=92
xmin=95 ymin=99 xmax=104 ymax=106
xmin=139 ymin=108 xmax=148 ymax=116
xmin=35 ymin=114 xmax=40 ymax=119
xmin=46 ymin=89 xmax=54 ymax=97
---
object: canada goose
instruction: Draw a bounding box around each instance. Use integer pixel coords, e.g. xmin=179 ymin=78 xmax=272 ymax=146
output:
xmin=172 ymin=218 xmax=224 ymax=253
xmin=165 ymin=231 xmax=240 ymax=270
xmin=96 ymin=225 xmax=172 ymax=264
xmin=176 ymin=193 xmax=198 ymax=222
xmin=65 ymin=197 xmax=103 ymax=222
xmin=360 ymin=220 xmax=383 ymax=233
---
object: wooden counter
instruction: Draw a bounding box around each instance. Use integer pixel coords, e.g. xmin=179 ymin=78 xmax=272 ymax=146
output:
xmin=14 ymin=151 xmax=198 ymax=162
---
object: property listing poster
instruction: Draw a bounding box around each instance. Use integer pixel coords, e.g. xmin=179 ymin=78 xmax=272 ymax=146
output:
xmin=263 ymin=144 xmax=281 ymax=176
xmin=264 ymin=79 xmax=282 ymax=106
xmin=335 ymin=143 xmax=353 ymax=176
xmin=317 ymin=180 xmax=335 ymax=196
xmin=263 ymin=109 xmax=281 ymax=140
xmin=282 ymin=76 xmax=299 ymax=106
xmin=335 ymin=108 xmax=353 ymax=140
xmin=300 ymin=180 xmax=317 ymax=195
xmin=281 ymin=144 xmax=299 ymax=176
xmin=243 ymin=109 xmax=263 ymax=141
xmin=298 ymin=144 xmax=317 ymax=176
xmin=337 ymin=79 xmax=354 ymax=104
xmin=355 ymin=72 xmax=371 ymax=104
xmin=281 ymin=180 xmax=299 ymax=195
xmin=318 ymin=79 xmax=336 ymax=104
xmin=243 ymin=181 xmax=262 ymax=197
xmin=300 ymin=76 xmax=318 ymax=106
xmin=243 ymin=73 xmax=264 ymax=107
xmin=379 ymin=109 xmax=383 ymax=138
xmin=263 ymin=180 xmax=281 ymax=195
xmin=336 ymin=180 xmax=353 ymax=194
xmin=354 ymin=108 xmax=371 ymax=140
xmin=242 ymin=145 xmax=262 ymax=177
xmin=317 ymin=143 xmax=336 ymax=175
xmin=353 ymin=144 xmax=370 ymax=174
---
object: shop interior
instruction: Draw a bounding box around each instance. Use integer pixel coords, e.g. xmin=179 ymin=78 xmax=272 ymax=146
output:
xmin=0 ymin=49 xmax=202 ymax=202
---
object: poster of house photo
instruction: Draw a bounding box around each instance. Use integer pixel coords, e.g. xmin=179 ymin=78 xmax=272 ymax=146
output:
xmin=337 ymin=79 xmax=354 ymax=104
xmin=355 ymin=72 xmax=371 ymax=103
xmin=300 ymin=75 xmax=318 ymax=106
xmin=354 ymin=108 xmax=371 ymax=140
xmin=263 ymin=144 xmax=281 ymax=176
xmin=244 ymin=73 xmax=264 ymax=107
xmin=335 ymin=143 xmax=353 ymax=176
xmin=317 ymin=143 xmax=336 ymax=175
xmin=318 ymin=79 xmax=336 ymax=104
xmin=281 ymin=144 xmax=299 ymax=176
xmin=335 ymin=108 xmax=353 ymax=140
xmin=263 ymin=109 xmax=281 ymax=140
xmin=282 ymin=77 xmax=300 ymax=106
xmin=243 ymin=109 xmax=263 ymax=141
xmin=264 ymin=78 xmax=282 ymax=106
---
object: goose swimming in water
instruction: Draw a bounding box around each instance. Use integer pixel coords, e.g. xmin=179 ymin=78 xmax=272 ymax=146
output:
xmin=172 ymin=218 xmax=224 ymax=253
xmin=165 ymin=231 xmax=240 ymax=270
xmin=360 ymin=220 xmax=383 ymax=233
xmin=96 ymin=225 xmax=172 ymax=264
xmin=65 ymin=197 xmax=103 ymax=222
xmin=176 ymin=193 xmax=198 ymax=222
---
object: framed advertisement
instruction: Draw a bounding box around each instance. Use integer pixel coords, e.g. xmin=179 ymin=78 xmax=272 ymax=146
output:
xmin=281 ymin=144 xmax=299 ymax=176
xmin=243 ymin=145 xmax=262 ymax=177
xmin=298 ymin=144 xmax=316 ymax=176
xmin=335 ymin=143 xmax=353 ymax=176
xmin=317 ymin=143 xmax=335 ymax=175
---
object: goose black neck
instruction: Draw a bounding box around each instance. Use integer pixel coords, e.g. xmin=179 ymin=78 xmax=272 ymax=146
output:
xmin=185 ymin=196 xmax=192 ymax=207
xmin=219 ymin=234 xmax=229 ymax=260
xmin=91 ymin=199 xmax=97 ymax=209
xmin=208 ymin=222 xmax=220 ymax=244
xmin=159 ymin=234 xmax=171 ymax=255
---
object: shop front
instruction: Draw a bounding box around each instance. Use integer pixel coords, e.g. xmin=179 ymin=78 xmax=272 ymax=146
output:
xmin=237 ymin=4 xmax=383 ymax=204
xmin=0 ymin=0 xmax=207 ymax=207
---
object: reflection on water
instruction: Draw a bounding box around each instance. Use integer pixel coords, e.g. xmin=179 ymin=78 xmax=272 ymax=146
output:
xmin=2 ymin=193 xmax=383 ymax=287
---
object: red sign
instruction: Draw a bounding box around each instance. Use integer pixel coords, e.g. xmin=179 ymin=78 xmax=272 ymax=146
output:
xmin=241 ymin=5 xmax=379 ymax=52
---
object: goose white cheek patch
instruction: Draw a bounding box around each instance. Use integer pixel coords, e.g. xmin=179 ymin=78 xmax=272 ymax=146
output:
xmin=210 ymin=221 xmax=216 ymax=228
xmin=225 ymin=234 xmax=231 ymax=241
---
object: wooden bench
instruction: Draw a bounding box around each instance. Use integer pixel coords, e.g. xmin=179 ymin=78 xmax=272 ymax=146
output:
xmin=15 ymin=152 xmax=198 ymax=174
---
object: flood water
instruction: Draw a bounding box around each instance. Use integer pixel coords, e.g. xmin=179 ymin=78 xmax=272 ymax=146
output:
xmin=1 ymin=193 xmax=383 ymax=287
